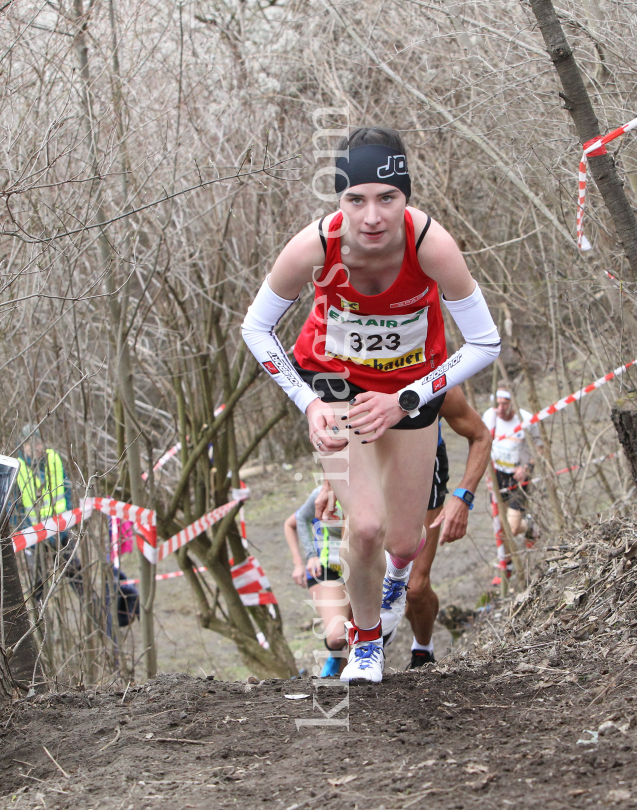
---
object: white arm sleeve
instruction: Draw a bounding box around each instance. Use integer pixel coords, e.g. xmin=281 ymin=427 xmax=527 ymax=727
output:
xmin=241 ymin=276 xmax=320 ymax=414
xmin=398 ymin=282 xmax=500 ymax=408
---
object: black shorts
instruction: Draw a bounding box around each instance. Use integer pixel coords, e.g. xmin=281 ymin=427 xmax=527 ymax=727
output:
xmin=293 ymin=361 xmax=445 ymax=430
xmin=428 ymin=440 xmax=450 ymax=511
xmin=496 ymin=469 xmax=530 ymax=512
xmin=307 ymin=564 xmax=343 ymax=589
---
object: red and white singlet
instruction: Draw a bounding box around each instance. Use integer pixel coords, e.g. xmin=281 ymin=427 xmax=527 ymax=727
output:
xmin=294 ymin=210 xmax=448 ymax=394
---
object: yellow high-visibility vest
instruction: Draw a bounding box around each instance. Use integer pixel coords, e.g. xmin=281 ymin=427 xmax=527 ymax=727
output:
xmin=17 ymin=449 xmax=66 ymax=521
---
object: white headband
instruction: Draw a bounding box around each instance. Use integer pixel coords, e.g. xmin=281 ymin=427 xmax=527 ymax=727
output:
xmin=496 ymin=389 xmax=511 ymax=400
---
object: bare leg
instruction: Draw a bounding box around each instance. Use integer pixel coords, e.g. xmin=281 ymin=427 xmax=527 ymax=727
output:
xmin=507 ymin=507 xmax=523 ymax=536
xmin=308 ymin=580 xmax=350 ymax=649
xmin=309 ymin=580 xmax=350 ymax=673
xmin=405 ymin=506 xmax=442 ymax=645
xmin=320 ymin=403 xmax=438 ymax=631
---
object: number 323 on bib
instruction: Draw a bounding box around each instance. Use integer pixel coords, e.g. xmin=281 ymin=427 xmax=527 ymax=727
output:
xmin=325 ymin=305 xmax=429 ymax=371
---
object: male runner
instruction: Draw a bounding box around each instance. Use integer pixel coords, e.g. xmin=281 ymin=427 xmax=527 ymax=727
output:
xmin=404 ymin=385 xmax=491 ymax=667
xmin=482 ymin=384 xmax=542 ymax=580
xmin=316 ymin=385 xmax=491 ymax=668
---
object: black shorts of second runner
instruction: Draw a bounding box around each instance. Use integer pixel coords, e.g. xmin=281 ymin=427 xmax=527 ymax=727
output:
xmin=495 ymin=469 xmax=530 ymax=512
xmin=428 ymin=439 xmax=450 ymax=511
xmin=293 ymin=361 xmax=445 ymax=430
xmin=307 ymin=564 xmax=344 ymax=589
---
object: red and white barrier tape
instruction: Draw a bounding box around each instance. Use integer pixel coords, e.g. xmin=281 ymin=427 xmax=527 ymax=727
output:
xmin=83 ymin=497 xmax=156 ymax=527
xmin=121 ymin=556 xmax=277 ymax=607
xmin=495 ymin=359 xmax=637 ymax=441
xmin=231 ymin=556 xmax=277 ymax=606
xmin=157 ymin=486 xmax=249 ymax=562
xmin=142 ymin=404 xmax=226 ymax=481
xmin=486 ymin=474 xmax=507 ymax=565
xmin=141 ymin=443 xmax=181 ymax=482
xmin=157 ymin=501 xmax=237 ymax=561
xmin=83 ymin=497 xmax=157 ymax=564
xmin=577 ymin=116 xmax=637 ymax=250
xmin=120 ymin=566 xmax=208 ymax=585
xmin=11 ymin=505 xmax=92 ymax=553
xmin=498 ymin=452 xmax=617 ymax=493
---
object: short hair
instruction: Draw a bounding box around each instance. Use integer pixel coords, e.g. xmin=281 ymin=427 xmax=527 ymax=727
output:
xmin=336 ymin=127 xmax=408 ymax=159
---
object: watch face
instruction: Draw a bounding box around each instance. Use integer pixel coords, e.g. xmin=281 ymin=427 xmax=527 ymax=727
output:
xmin=464 ymin=491 xmax=474 ymax=504
xmin=399 ymin=390 xmax=420 ymax=412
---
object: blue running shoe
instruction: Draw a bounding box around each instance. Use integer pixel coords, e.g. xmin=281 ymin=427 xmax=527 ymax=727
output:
xmin=320 ymin=656 xmax=341 ymax=677
xmin=340 ymin=641 xmax=384 ymax=683
xmin=380 ymin=556 xmax=412 ymax=636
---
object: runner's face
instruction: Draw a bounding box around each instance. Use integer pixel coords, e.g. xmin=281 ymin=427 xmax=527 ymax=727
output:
xmin=495 ymin=397 xmax=513 ymax=420
xmin=339 ymin=183 xmax=406 ymax=250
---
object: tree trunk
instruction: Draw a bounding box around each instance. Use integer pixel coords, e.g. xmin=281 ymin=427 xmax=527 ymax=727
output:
xmin=1 ymin=525 xmax=43 ymax=692
xmin=527 ymin=0 xmax=637 ymax=276
xmin=611 ymin=398 xmax=637 ymax=487
xmin=71 ymin=0 xmax=157 ymax=678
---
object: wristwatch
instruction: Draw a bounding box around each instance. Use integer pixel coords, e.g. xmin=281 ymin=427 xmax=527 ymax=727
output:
xmin=398 ymin=389 xmax=421 ymax=415
xmin=453 ymin=488 xmax=475 ymax=510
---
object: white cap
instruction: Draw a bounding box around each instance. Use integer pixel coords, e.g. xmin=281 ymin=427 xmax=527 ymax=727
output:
xmin=496 ymin=389 xmax=511 ymax=400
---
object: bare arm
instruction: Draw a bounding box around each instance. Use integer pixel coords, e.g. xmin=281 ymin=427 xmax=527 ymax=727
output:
xmin=413 ymin=213 xmax=476 ymax=301
xmin=283 ymin=513 xmax=307 ymax=588
xmin=431 ymin=386 xmax=492 ymax=544
xmin=267 ymin=214 xmax=338 ymax=299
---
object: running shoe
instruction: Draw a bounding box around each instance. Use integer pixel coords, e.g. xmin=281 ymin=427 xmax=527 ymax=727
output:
xmin=408 ymin=649 xmax=435 ymax=669
xmin=380 ymin=559 xmax=412 ymax=635
xmin=320 ymin=656 xmax=341 ymax=678
xmin=382 ymin=625 xmax=399 ymax=648
xmin=340 ymin=641 xmax=384 ymax=683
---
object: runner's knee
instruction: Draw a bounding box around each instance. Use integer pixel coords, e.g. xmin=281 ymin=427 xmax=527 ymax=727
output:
xmin=384 ymin=533 xmax=424 ymax=561
xmin=347 ymin=512 xmax=386 ymax=548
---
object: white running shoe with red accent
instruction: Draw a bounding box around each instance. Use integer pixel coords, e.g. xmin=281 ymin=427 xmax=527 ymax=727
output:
xmin=340 ymin=621 xmax=384 ymax=684
xmin=340 ymin=641 xmax=384 ymax=683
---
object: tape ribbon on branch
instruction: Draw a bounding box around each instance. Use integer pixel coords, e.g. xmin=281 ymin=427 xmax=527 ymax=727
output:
xmin=577 ymin=115 xmax=637 ymax=251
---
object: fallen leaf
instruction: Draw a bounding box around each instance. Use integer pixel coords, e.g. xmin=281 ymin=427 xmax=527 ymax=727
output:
xmin=328 ymin=775 xmax=357 ymax=786
xmin=284 ymin=694 xmax=311 ymax=700
xmin=464 ymin=763 xmax=489 ymax=774
xmin=409 ymin=760 xmax=435 ymax=770
xmin=145 ymin=733 xmax=154 ymax=740
xmin=568 ymin=789 xmax=588 ymax=797
xmin=608 ymin=789 xmax=631 ymax=803
xmin=465 ymin=772 xmax=498 ymax=791
xmin=576 ymin=730 xmax=598 ymax=745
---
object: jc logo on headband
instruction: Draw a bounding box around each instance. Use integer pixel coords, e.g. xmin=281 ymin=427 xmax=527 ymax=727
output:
xmin=377 ymin=154 xmax=407 ymax=179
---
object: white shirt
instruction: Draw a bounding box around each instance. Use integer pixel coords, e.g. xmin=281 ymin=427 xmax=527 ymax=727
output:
xmin=482 ymin=407 xmax=539 ymax=473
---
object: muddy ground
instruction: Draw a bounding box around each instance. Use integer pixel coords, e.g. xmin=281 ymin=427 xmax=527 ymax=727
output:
xmin=1 ymin=636 xmax=636 ymax=809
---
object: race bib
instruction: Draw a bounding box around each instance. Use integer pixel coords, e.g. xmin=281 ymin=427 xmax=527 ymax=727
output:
xmin=324 ymin=305 xmax=429 ymax=372
xmin=493 ymin=438 xmax=521 ymax=470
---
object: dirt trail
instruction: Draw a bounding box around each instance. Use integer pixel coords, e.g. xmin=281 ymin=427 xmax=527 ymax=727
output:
xmin=4 ymin=410 xmax=635 ymax=808
xmin=1 ymin=637 xmax=636 ymax=810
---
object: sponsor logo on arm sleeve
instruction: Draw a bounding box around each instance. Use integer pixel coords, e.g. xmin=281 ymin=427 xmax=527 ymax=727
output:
xmin=264 ymin=351 xmax=302 ymax=388
xmin=418 ymin=353 xmax=461 ymax=390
